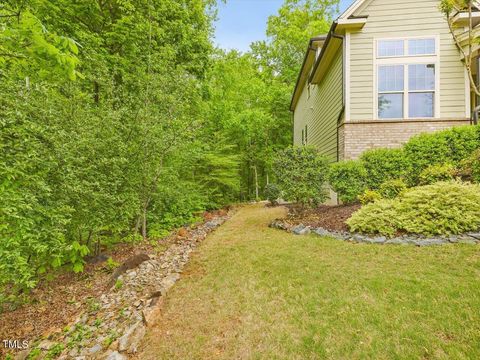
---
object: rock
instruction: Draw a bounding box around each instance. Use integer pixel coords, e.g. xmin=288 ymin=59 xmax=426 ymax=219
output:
xmin=385 ymin=238 xmax=407 ymax=245
xmin=161 ymin=273 xmax=180 ymax=291
xmin=38 ymin=339 xmax=55 ymax=350
xmin=352 ymin=234 xmax=366 ymax=243
xmin=313 ymin=228 xmax=331 ymax=237
xmin=14 ymin=350 xmax=29 ymax=360
xmin=118 ymin=321 xmax=146 ymax=354
xmin=291 ymin=224 xmax=310 ymax=235
xmin=369 ymin=236 xmax=386 ymax=244
xmin=142 ymin=296 xmax=164 ymax=327
xmin=105 ymin=351 xmax=127 ymax=360
xmin=88 ymin=343 xmax=102 ymax=354
xmin=466 ymin=232 xmax=480 ymax=240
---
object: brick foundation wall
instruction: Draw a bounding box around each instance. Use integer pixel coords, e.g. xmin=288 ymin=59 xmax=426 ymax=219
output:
xmin=340 ymin=119 xmax=471 ymax=160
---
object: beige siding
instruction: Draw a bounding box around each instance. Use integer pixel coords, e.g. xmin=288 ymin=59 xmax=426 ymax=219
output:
xmin=294 ymin=48 xmax=343 ymax=162
xmin=349 ymin=0 xmax=467 ymax=121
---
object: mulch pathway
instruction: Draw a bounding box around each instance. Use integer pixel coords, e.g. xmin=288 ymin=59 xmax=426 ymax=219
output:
xmin=284 ymin=203 xmax=360 ymax=232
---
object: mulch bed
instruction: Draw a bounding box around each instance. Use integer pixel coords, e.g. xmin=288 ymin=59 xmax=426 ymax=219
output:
xmin=284 ymin=203 xmax=361 ymax=232
xmin=0 ymin=209 xmax=228 ymax=355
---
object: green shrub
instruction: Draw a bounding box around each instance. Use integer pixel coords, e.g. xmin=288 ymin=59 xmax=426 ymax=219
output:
xmin=273 ymin=146 xmax=330 ymax=207
xmin=347 ymin=200 xmax=400 ymax=236
xmin=404 ymin=126 xmax=480 ymax=184
xmin=459 ymin=149 xmax=480 ymax=183
xmin=360 ymin=148 xmax=409 ymax=189
xmin=328 ymin=160 xmax=367 ymax=204
xmin=358 ymin=190 xmax=382 ymax=205
xmin=418 ymin=163 xmax=455 ymax=185
xmin=378 ymin=179 xmax=407 ymax=199
xmin=264 ymin=183 xmax=281 ymax=205
xmin=348 ymin=181 xmax=480 ymax=236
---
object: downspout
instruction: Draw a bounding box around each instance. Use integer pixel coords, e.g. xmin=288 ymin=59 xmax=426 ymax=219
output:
xmin=331 ymin=30 xmax=346 ymax=162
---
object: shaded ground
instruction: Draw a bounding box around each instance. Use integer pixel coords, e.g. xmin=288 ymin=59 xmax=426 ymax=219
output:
xmin=0 ymin=210 xmax=227 ymax=354
xmin=136 ymin=203 xmax=480 ymax=360
xmin=284 ymin=203 xmax=360 ymax=232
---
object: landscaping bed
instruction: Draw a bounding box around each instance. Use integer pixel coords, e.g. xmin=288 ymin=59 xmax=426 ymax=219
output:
xmin=281 ymin=203 xmax=360 ymax=232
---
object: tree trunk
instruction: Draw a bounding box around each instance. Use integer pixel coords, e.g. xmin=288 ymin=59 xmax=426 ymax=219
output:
xmin=254 ymin=165 xmax=259 ymax=201
xmin=141 ymin=203 xmax=147 ymax=241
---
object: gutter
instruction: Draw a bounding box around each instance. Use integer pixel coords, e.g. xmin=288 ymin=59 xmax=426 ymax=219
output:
xmin=289 ymin=35 xmax=328 ymax=111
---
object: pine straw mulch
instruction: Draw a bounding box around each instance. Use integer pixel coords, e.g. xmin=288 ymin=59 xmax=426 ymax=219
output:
xmin=283 ymin=203 xmax=361 ymax=232
xmin=0 ymin=209 xmax=228 ymax=354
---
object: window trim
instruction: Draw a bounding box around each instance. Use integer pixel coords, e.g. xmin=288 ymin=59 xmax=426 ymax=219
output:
xmin=373 ymin=35 xmax=440 ymax=120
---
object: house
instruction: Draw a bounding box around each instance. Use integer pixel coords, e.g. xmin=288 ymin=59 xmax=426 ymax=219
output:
xmin=291 ymin=0 xmax=479 ymax=161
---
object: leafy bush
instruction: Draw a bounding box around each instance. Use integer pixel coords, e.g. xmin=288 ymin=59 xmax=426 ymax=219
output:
xmin=348 ymin=181 xmax=480 ymax=236
xmin=273 ymin=146 xmax=330 ymax=207
xmin=459 ymin=149 xmax=480 ymax=183
xmin=360 ymin=148 xmax=409 ymax=189
xmin=378 ymin=179 xmax=407 ymax=199
xmin=264 ymin=183 xmax=281 ymax=205
xmin=418 ymin=163 xmax=455 ymax=185
xmin=404 ymin=126 xmax=480 ymax=184
xmin=358 ymin=190 xmax=382 ymax=205
xmin=328 ymin=160 xmax=367 ymax=204
xmin=347 ymin=200 xmax=400 ymax=236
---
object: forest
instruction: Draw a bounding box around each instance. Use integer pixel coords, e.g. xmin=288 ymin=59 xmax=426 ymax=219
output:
xmin=0 ymin=0 xmax=338 ymax=299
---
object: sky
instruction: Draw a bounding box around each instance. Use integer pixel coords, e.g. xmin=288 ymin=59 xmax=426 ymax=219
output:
xmin=214 ymin=0 xmax=355 ymax=52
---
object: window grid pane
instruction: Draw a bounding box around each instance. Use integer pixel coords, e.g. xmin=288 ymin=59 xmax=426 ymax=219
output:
xmin=409 ymin=92 xmax=434 ymax=117
xmin=408 ymin=39 xmax=435 ymax=55
xmin=378 ymin=93 xmax=404 ymax=119
xmin=378 ymin=40 xmax=404 ymax=57
xmin=409 ymin=64 xmax=435 ymax=91
xmin=378 ymin=65 xmax=404 ymax=92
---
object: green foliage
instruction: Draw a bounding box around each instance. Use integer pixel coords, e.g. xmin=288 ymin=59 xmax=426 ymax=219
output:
xmin=328 ymin=160 xmax=367 ymax=203
xmin=358 ymin=190 xmax=382 ymax=205
xmin=274 ymin=146 xmax=329 ymax=207
xmin=114 ymin=279 xmax=123 ymax=291
xmin=459 ymin=149 xmax=480 ymax=183
xmin=378 ymin=179 xmax=407 ymax=199
xmin=105 ymin=257 xmax=119 ymax=272
xmin=360 ymin=148 xmax=409 ymax=189
xmin=418 ymin=164 xmax=456 ymax=185
xmin=348 ymin=182 xmax=480 ymax=236
xmin=404 ymin=125 xmax=480 ymax=184
xmin=264 ymin=184 xmax=281 ymax=205
xmin=347 ymin=200 xmax=400 ymax=236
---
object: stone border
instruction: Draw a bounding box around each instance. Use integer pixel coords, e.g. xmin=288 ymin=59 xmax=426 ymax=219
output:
xmin=269 ymin=221 xmax=480 ymax=246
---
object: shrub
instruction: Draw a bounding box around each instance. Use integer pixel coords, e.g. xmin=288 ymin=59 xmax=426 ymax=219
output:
xmin=360 ymin=148 xmax=409 ymax=189
xmin=347 ymin=200 xmax=400 ymax=236
xmin=273 ymin=146 xmax=330 ymax=207
xmin=458 ymin=149 xmax=480 ymax=183
xmin=358 ymin=189 xmax=382 ymax=205
xmin=404 ymin=125 xmax=480 ymax=184
xmin=378 ymin=179 xmax=407 ymax=199
xmin=264 ymin=183 xmax=281 ymax=205
xmin=348 ymin=181 xmax=480 ymax=236
xmin=397 ymin=181 xmax=480 ymax=236
xmin=328 ymin=160 xmax=367 ymax=204
xmin=418 ymin=163 xmax=455 ymax=185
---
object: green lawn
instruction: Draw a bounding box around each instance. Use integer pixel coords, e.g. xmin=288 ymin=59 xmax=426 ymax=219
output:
xmin=137 ymin=204 xmax=480 ymax=360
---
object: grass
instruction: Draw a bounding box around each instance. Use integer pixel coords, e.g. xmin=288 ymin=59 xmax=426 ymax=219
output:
xmin=137 ymin=204 xmax=480 ymax=360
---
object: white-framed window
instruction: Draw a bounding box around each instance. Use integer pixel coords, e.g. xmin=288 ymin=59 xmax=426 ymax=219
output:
xmin=375 ymin=37 xmax=439 ymax=120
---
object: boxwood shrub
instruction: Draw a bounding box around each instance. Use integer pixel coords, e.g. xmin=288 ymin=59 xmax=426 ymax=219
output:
xmin=360 ymin=148 xmax=409 ymax=189
xmin=328 ymin=160 xmax=367 ymax=203
xmin=418 ymin=163 xmax=455 ymax=185
xmin=347 ymin=181 xmax=480 ymax=236
xmin=378 ymin=179 xmax=407 ymax=199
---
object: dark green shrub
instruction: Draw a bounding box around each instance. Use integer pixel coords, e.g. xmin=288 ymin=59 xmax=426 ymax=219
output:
xmin=273 ymin=146 xmax=330 ymax=207
xmin=378 ymin=179 xmax=407 ymax=199
xmin=418 ymin=163 xmax=455 ymax=185
xmin=328 ymin=160 xmax=367 ymax=204
xmin=348 ymin=181 xmax=480 ymax=236
xmin=443 ymin=125 xmax=480 ymax=163
xmin=264 ymin=183 xmax=281 ymax=205
xmin=347 ymin=200 xmax=400 ymax=236
xmin=360 ymin=148 xmax=409 ymax=189
xmin=459 ymin=149 xmax=480 ymax=183
xmin=358 ymin=190 xmax=382 ymax=205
